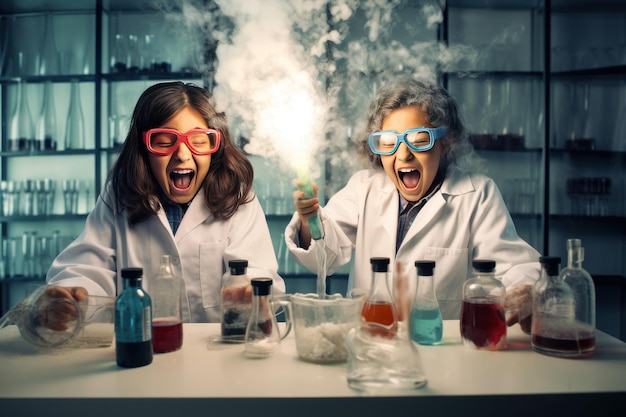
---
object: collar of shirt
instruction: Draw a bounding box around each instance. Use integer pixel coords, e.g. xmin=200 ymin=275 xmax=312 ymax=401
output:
xmin=159 ymin=192 xmax=192 ymax=235
xmin=396 ymin=172 xmax=444 ymax=252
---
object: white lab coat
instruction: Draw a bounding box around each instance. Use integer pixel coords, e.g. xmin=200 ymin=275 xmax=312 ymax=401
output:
xmin=285 ymin=165 xmax=540 ymax=319
xmin=47 ymin=184 xmax=284 ymax=323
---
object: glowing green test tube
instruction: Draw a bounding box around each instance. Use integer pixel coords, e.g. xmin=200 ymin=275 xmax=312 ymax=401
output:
xmin=297 ymin=170 xmax=324 ymax=240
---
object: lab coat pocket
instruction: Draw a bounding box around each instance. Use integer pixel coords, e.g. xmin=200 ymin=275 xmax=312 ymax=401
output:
xmin=199 ymin=241 xmax=227 ymax=309
xmin=424 ymin=246 xmax=468 ymax=305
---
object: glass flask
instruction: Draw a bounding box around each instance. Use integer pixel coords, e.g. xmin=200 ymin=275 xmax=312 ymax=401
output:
xmin=115 ymin=267 xmax=153 ymax=368
xmin=409 ymin=260 xmax=443 ymax=345
xmin=64 ymin=79 xmax=85 ymax=150
xmin=532 ymin=252 xmax=595 ymax=359
xmin=560 ymin=239 xmax=595 ymax=356
xmin=460 ymin=259 xmax=507 ymax=350
xmin=151 ymin=255 xmax=184 ymax=353
xmin=361 ymin=257 xmax=398 ymax=338
xmin=36 ymin=81 xmax=57 ymax=151
xmin=38 ymin=13 xmax=60 ymax=76
xmin=221 ymin=259 xmax=252 ymax=342
xmin=8 ymin=81 xmax=35 ymax=152
xmin=245 ymin=278 xmax=291 ymax=358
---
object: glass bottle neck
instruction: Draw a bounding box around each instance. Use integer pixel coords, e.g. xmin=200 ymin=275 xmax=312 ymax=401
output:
xmin=416 ymin=274 xmax=435 ymax=298
xmin=567 ymin=247 xmax=584 ymax=269
xmin=369 ymin=270 xmax=392 ymax=302
xmin=123 ymin=278 xmax=142 ymax=289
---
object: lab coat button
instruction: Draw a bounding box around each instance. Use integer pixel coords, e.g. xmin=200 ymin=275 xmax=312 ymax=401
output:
xmin=171 ymin=256 xmax=181 ymax=265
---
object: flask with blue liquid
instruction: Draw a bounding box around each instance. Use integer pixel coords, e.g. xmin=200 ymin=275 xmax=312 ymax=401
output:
xmin=409 ymin=260 xmax=443 ymax=345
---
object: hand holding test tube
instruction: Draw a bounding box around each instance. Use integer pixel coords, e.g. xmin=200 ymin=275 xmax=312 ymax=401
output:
xmin=297 ymin=170 xmax=324 ymax=240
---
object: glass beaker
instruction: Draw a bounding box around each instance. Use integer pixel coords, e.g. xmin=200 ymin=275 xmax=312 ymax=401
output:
xmin=290 ymin=292 xmax=364 ymax=364
xmin=0 ymin=285 xmax=114 ymax=348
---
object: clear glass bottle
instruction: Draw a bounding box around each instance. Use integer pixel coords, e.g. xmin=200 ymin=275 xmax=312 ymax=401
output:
xmin=115 ymin=268 xmax=153 ymax=368
xmin=245 ymin=278 xmax=281 ymax=358
xmin=532 ymin=252 xmax=595 ymax=359
xmin=460 ymin=259 xmax=506 ymax=350
xmin=561 ymin=238 xmax=596 ymax=355
xmin=221 ymin=259 xmax=252 ymax=341
xmin=64 ymin=79 xmax=85 ymax=150
xmin=361 ymin=257 xmax=398 ymax=338
xmin=38 ymin=12 xmax=59 ymax=76
xmin=409 ymin=260 xmax=442 ymax=345
xmin=151 ymin=255 xmax=184 ymax=353
xmin=36 ymin=81 xmax=57 ymax=152
xmin=110 ymin=34 xmax=127 ymax=73
xmin=8 ymin=81 xmax=35 ymax=152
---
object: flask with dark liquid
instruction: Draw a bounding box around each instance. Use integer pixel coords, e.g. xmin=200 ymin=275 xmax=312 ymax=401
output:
xmin=532 ymin=253 xmax=594 ymax=358
xmin=221 ymin=259 xmax=252 ymax=341
xmin=361 ymin=257 xmax=398 ymax=338
xmin=151 ymin=255 xmax=184 ymax=353
xmin=460 ymin=259 xmax=506 ymax=350
xmin=115 ymin=268 xmax=153 ymax=368
xmin=410 ymin=260 xmax=442 ymax=345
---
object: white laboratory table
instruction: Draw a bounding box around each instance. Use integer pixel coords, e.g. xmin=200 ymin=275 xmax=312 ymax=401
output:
xmin=1 ymin=321 xmax=625 ymax=417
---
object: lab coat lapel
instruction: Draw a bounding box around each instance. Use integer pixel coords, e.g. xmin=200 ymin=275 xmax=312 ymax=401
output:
xmin=397 ymin=166 xmax=472 ymax=252
xmin=174 ymin=189 xmax=212 ymax=241
xmin=378 ymin=178 xmax=399 ymax=243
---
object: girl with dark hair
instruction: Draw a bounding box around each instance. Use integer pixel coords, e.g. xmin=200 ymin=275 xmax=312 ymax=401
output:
xmin=45 ymin=81 xmax=283 ymax=324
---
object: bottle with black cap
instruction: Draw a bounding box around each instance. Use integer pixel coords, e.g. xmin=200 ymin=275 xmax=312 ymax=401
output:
xmin=460 ymin=259 xmax=506 ymax=350
xmin=115 ymin=267 xmax=153 ymax=368
xmin=245 ymin=278 xmax=281 ymax=357
xmin=531 ymin=255 xmax=591 ymax=358
xmin=361 ymin=257 xmax=398 ymax=338
xmin=221 ymin=259 xmax=252 ymax=341
xmin=410 ymin=260 xmax=442 ymax=345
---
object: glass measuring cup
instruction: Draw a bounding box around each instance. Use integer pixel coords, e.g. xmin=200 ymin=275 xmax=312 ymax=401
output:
xmin=289 ymin=290 xmax=365 ymax=364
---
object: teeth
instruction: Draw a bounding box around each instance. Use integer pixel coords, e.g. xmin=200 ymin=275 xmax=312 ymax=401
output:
xmin=172 ymin=169 xmax=193 ymax=175
xmin=399 ymin=168 xmax=416 ymax=173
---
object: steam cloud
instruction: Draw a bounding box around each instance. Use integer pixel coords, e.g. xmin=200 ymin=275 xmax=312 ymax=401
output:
xmin=165 ymin=0 xmax=509 ymax=194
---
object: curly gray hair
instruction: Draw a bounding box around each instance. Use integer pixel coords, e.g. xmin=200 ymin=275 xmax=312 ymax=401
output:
xmin=356 ymin=78 xmax=472 ymax=169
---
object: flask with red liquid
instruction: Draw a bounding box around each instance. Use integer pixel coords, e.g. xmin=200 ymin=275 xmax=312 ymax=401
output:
xmin=460 ymin=259 xmax=506 ymax=350
xmin=151 ymin=255 xmax=184 ymax=353
xmin=361 ymin=257 xmax=398 ymax=338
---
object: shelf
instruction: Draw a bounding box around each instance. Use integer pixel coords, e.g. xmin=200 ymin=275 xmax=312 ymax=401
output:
xmin=551 ymin=65 xmax=626 ymax=78
xmin=102 ymin=71 xmax=204 ymax=82
xmin=0 ymin=149 xmax=96 ymax=157
xmin=0 ymin=214 xmax=88 ymax=222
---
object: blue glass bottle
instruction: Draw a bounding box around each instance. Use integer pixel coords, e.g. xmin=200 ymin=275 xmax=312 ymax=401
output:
xmin=115 ymin=267 xmax=153 ymax=368
xmin=410 ymin=260 xmax=443 ymax=345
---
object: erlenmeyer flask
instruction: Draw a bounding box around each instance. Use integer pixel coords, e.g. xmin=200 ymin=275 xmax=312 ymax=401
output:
xmin=64 ymin=79 xmax=85 ymax=150
xmin=38 ymin=12 xmax=60 ymax=76
xmin=36 ymin=81 xmax=57 ymax=151
xmin=8 ymin=81 xmax=35 ymax=152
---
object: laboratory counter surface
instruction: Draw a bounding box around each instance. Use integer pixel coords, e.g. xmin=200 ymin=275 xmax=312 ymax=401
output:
xmin=0 ymin=321 xmax=625 ymax=417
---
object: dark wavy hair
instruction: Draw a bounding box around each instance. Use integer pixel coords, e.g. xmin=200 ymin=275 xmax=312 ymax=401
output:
xmin=356 ymin=78 xmax=471 ymax=169
xmin=108 ymin=81 xmax=254 ymax=225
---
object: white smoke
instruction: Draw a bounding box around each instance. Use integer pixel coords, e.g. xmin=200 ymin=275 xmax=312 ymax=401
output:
xmin=167 ymin=0 xmax=462 ymax=192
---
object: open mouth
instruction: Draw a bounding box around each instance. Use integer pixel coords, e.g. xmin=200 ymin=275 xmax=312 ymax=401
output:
xmin=398 ymin=168 xmax=420 ymax=190
xmin=170 ymin=169 xmax=195 ymax=190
